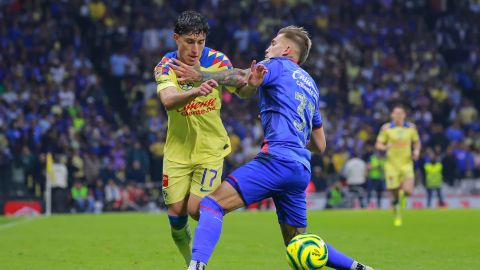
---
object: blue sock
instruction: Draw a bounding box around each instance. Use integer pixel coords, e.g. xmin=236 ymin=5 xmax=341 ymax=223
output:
xmin=326 ymin=243 xmax=354 ymax=270
xmin=168 ymin=215 xmax=188 ymax=229
xmin=191 ymin=196 xmax=225 ymax=264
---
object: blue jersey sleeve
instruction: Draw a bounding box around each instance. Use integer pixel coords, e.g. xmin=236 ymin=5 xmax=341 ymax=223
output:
xmin=259 ymin=59 xmax=283 ymax=87
xmin=312 ymin=109 xmax=323 ymax=129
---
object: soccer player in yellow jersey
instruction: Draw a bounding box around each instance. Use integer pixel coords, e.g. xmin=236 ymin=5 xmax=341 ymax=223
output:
xmin=376 ymin=104 xmax=421 ymax=226
xmin=153 ymin=11 xmax=254 ymax=266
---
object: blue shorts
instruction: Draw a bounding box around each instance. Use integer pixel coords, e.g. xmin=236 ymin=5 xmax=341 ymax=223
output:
xmin=225 ymin=153 xmax=310 ymax=227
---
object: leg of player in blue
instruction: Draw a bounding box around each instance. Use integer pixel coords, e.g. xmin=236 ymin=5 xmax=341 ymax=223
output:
xmin=189 ymin=197 xmax=224 ymax=266
xmin=187 ymin=154 xmax=375 ymax=270
xmin=326 ymin=243 xmax=370 ymax=270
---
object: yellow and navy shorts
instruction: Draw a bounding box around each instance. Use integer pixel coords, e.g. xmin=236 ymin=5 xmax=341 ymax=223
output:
xmin=384 ymin=163 xmax=414 ymax=190
xmin=162 ymin=158 xmax=224 ymax=205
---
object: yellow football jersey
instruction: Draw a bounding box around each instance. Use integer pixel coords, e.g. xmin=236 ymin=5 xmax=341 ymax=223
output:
xmin=154 ymin=47 xmax=235 ymax=165
xmin=376 ymin=122 xmax=419 ymax=167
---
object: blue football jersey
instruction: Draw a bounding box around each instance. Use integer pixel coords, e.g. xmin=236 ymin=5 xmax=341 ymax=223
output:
xmin=258 ymin=57 xmax=322 ymax=170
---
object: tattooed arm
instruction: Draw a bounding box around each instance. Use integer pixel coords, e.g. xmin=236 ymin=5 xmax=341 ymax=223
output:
xmin=200 ymin=68 xmax=248 ymax=87
xmin=235 ymin=61 xmax=267 ymax=98
xmin=170 ymin=59 xmax=264 ymax=99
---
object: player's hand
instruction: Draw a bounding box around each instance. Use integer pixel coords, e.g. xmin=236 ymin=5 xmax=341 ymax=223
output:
xmin=246 ymin=60 xmax=268 ymax=87
xmin=191 ymin=79 xmax=218 ymax=97
xmin=171 ymin=58 xmax=202 ymax=83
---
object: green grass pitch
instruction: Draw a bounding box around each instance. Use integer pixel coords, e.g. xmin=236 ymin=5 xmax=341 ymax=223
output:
xmin=1 ymin=209 xmax=479 ymax=270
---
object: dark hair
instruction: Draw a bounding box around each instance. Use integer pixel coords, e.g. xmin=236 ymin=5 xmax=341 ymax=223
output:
xmin=391 ymin=103 xmax=407 ymax=112
xmin=278 ymin=26 xmax=312 ymax=65
xmin=174 ymin=11 xmax=209 ymax=36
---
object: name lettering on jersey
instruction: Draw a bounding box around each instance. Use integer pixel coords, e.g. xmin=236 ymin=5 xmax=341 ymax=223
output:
xmin=292 ymin=69 xmax=318 ymax=101
xmin=176 ymin=97 xmax=217 ymax=116
xmin=391 ymin=141 xmax=409 ymax=149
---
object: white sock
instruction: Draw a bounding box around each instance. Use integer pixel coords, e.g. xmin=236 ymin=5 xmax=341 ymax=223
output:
xmin=187 ymin=260 xmax=207 ymax=270
xmin=351 ymin=261 xmax=374 ymax=270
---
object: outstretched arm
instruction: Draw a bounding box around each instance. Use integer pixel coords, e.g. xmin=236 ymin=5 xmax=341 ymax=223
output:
xmin=170 ymin=59 xmax=267 ymax=98
xmin=235 ymin=60 xmax=268 ymax=98
xmin=171 ymin=58 xmax=248 ymax=87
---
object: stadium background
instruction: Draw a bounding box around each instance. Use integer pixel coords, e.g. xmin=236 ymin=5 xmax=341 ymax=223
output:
xmin=0 ymin=0 xmax=479 ymax=214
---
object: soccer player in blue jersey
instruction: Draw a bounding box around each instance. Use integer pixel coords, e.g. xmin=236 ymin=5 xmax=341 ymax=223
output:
xmin=176 ymin=26 xmax=375 ymax=270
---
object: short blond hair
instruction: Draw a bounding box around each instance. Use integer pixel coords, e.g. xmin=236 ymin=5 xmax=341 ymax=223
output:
xmin=278 ymin=26 xmax=312 ymax=65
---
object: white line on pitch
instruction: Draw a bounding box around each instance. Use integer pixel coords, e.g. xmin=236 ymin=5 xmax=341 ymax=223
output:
xmin=0 ymin=217 xmax=38 ymax=231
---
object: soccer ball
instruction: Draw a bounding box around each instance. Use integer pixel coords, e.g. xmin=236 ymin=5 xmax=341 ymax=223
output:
xmin=286 ymin=233 xmax=328 ymax=270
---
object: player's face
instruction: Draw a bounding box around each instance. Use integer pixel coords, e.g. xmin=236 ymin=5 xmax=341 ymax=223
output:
xmin=174 ymin=32 xmax=206 ymax=66
xmin=391 ymin=107 xmax=406 ymax=124
xmin=265 ymin=34 xmax=290 ymax=59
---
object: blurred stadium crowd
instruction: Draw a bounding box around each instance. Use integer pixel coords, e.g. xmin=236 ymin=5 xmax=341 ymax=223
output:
xmin=0 ymin=0 xmax=479 ymax=212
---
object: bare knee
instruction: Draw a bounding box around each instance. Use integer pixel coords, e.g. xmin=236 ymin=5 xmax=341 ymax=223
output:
xmin=208 ymin=182 xmax=244 ymax=213
xmin=402 ymin=179 xmax=414 ymax=194
xmin=187 ymin=194 xmax=222 ymax=220
xmin=187 ymin=203 xmax=200 ymax=221
xmin=187 ymin=194 xmax=202 ymax=221
xmin=167 ymin=199 xmax=188 ymax=217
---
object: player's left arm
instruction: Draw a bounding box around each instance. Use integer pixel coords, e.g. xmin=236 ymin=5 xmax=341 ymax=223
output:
xmin=170 ymin=58 xmax=263 ymax=99
xmin=411 ymin=123 xmax=421 ymax=161
xmin=308 ymin=101 xmax=325 ymax=153
xmin=235 ymin=60 xmax=268 ymax=98
xmin=308 ymin=126 xmax=326 ymax=154
xmin=171 ymin=58 xmax=248 ymax=86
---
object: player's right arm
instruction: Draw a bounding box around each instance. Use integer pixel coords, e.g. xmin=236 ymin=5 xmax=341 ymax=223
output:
xmin=375 ymin=123 xmax=390 ymax=151
xmin=154 ymin=57 xmax=218 ymax=110
xmin=157 ymin=81 xmax=218 ymax=110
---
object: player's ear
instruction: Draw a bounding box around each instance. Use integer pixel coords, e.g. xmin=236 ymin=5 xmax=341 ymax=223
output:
xmin=173 ymin=33 xmax=180 ymax=42
xmin=283 ymin=46 xmax=291 ymax=57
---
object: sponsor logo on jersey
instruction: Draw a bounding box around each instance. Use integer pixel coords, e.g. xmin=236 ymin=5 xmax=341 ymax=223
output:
xmin=176 ymin=98 xmax=217 ymax=116
xmin=292 ymin=69 xmax=318 ymax=100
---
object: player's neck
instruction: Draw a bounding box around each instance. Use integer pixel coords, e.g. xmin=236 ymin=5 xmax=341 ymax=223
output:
xmin=393 ymin=121 xmax=404 ymax=126
xmin=285 ymin=55 xmax=298 ymax=64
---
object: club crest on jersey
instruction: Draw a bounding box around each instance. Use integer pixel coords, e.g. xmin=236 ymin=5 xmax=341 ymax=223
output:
xmin=179 ymin=82 xmax=194 ymax=91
